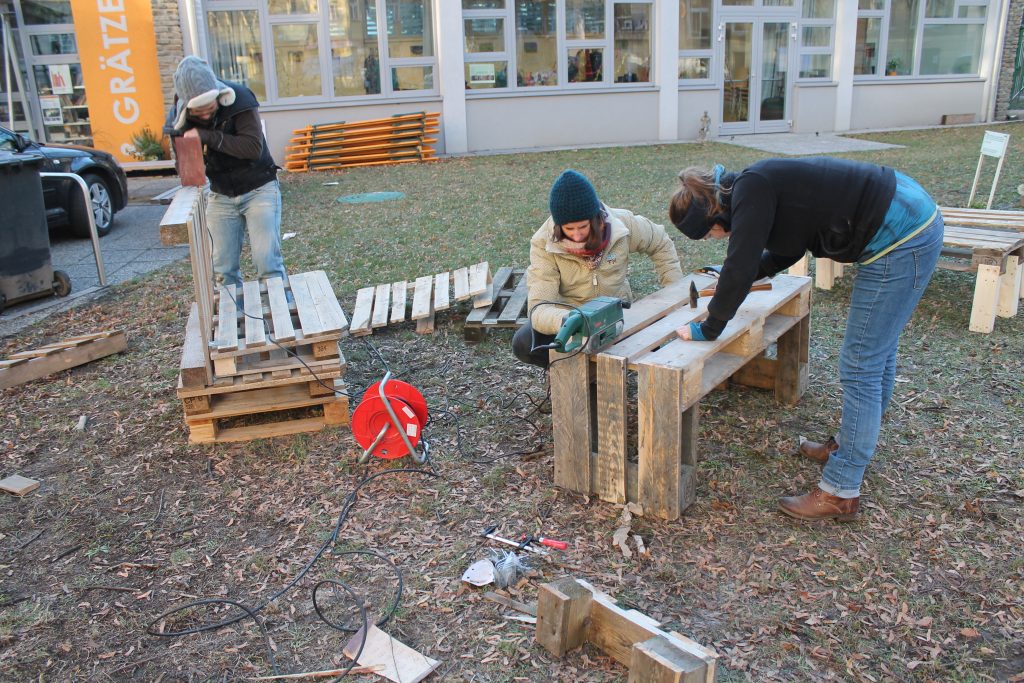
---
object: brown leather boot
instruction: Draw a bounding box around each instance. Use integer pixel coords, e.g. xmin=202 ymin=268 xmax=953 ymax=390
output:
xmin=799 ymin=436 xmax=838 ymax=465
xmin=778 ymin=488 xmax=859 ymax=521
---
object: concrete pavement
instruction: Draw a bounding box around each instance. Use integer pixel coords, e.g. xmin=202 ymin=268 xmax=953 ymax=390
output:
xmin=0 ymin=174 xmax=188 ymax=339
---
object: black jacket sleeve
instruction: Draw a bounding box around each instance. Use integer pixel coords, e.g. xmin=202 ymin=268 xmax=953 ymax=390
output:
xmin=700 ymin=175 xmax=776 ymax=340
xmin=196 ymin=108 xmax=264 ymax=160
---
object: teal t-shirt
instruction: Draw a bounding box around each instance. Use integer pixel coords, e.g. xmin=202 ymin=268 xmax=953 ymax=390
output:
xmin=860 ymin=171 xmax=937 ymax=263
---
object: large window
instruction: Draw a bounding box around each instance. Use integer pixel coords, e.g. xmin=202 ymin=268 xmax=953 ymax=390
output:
xmin=462 ymin=0 xmax=652 ymax=92
xmin=799 ymin=0 xmax=834 ymax=79
xmin=204 ymin=0 xmax=436 ymax=104
xmin=855 ymin=0 xmax=988 ymax=78
xmin=678 ymin=0 xmax=712 ymax=81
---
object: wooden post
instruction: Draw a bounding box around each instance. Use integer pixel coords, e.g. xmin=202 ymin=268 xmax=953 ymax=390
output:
xmin=969 ymin=263 xmax=1002 ymax=333
xmin=776 ymin=313 xmax=810 ymax=405
xmin=629 ymin=636 xmax=707 ymax=683
xmin=535 ymin=578 xmax=593 ymax=657
xmin=638 ymin=364 xmax=686 ymax=520
xmin=595 ymin=354 xmax=628 ymax=503
xmin=551 ymin=351 xmax=592 ymax=494
xmin=996 ymin=254 xmax=1021 ymax=318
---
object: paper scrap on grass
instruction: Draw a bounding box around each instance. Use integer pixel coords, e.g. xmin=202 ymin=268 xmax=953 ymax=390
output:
xmin=282 ymin=232 xmax=297 ymax=241
xmin=343 ymin=625 xmax=440 ymax=683
xmin=337 ymin=191 xmax=405 ymax=204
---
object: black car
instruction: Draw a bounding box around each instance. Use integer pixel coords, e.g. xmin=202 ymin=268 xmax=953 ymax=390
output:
xmin=0 ymin=125 xmax=128 ymax=237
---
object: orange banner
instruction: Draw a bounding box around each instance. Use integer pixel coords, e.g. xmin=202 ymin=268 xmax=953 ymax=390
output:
xmin=71 ymin=0 xmax=166 ymax=163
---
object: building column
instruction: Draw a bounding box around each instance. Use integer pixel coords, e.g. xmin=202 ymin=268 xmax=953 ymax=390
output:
xmin=436 ymin=0 xmax=468 ymax=154
xmin=656 ymin=0 xmax=680 ymax=140
xmin=832 ymin=0 xmax=857 ymax=132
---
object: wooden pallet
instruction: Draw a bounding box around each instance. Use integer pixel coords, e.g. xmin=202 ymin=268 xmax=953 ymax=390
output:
xmin=349 ymin=262 xmax=493 ymax=336
xmin=464 ymin=267 xmax=528 ymax=341
xmin=0 ymin=330 xmax=127 ymax=390
xmin=178 ymin=303 xmax=348 ymax=444
xmin=551 ymin=274 xmax=811 ymax=520
xmin=182 ymin=380 xmax=349 ymax=444
xmin=207 ymin=271 xmax=348 ymax=379
xmin=284 ymin=112 xmax=440 ymax=173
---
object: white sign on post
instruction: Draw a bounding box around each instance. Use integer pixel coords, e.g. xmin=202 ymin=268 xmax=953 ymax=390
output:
xmin=980 ymin=131 xmax=1009 ymax=158
xmin=969 ymin=130 xmax=1011 ymax=209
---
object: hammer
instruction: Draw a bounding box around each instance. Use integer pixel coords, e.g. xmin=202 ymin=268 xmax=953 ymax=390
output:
xmin=689 ymin=279 xmax=773 ymax=307
xmin=481 ymin=525 xmax=547 ymax=554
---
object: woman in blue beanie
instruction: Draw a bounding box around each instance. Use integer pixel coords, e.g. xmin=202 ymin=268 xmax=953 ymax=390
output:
xmin=668 ymin=157 xmax=943 ymax=522
xmin=512 ymin=169 xmax=684 ymax=368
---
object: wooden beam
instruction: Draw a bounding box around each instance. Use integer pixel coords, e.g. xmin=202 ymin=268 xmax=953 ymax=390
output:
xmin=0 ymin=331 xmax=126 ymax=390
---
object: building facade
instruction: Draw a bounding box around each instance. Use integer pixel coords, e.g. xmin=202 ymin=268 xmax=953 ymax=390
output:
xmin=2 ymin=0 xmax=1022 ymax=164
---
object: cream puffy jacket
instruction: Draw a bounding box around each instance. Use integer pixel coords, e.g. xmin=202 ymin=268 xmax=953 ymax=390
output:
xmin=527 ymin=206 xmax=684 ymax=334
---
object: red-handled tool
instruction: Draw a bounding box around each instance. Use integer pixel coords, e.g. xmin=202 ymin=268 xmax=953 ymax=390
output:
xmin=521 ymin=535 xmax=568 ymax=551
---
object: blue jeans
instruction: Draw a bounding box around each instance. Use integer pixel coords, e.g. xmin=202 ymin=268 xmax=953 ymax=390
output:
xmin=820 ymin=214 xmax=944 ymax=498
xmin=206 ymin=180 xmax=287 ymax=287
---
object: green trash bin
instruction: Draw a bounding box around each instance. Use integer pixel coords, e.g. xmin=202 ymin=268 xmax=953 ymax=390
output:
xmin=0 ymin=151 xmax=71 ymax=313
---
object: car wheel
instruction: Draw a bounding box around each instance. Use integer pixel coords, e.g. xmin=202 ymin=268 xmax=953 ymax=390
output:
xmin=52 ymin=270 xmax=72 ymax=297
xmin=70 ymin=173 xmax=114 ymax=238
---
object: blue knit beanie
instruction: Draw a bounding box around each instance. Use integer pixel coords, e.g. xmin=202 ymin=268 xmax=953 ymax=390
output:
xmin=549 ymin=170 xmax=601 ymax=225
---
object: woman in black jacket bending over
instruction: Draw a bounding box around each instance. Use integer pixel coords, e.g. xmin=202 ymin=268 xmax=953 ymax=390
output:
xmin=669 ymin=157 xmax=943 ymax=522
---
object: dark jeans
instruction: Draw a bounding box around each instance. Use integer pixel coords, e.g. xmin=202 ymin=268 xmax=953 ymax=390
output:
xmin=511 ymin=321 xmax=555 ymax=368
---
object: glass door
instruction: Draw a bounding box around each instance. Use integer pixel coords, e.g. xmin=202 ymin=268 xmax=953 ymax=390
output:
xmin=720 ymin=18 xmax=792 ymax=134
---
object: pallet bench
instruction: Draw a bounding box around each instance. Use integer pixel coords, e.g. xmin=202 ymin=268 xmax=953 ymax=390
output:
xmin=794 ymin=207 xmax=1024 ymax=333
xmin=464 ymin=267 xmax=529 ymax=341
xmin=551 ymin=273 xmax=811 ymax=520
xmin=350 ymin=262 xmax=493 ymax=336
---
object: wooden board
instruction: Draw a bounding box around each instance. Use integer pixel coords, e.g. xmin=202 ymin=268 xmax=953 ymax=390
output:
xmin=0 ymin=475 xmax=40 ymax=496
xmin=0 ymin=330 xmax=127 ymax=390
xmin=342 ymin=626 xmax=440 ymax=683
xmin=371 ymin=283 xmax=391 ymax=329
xmin=434 ymin=271 xmax=450 ymax=311
xmin=350 ymin=286 xmax=375 ymax=336
xmin=390 ymin=281 xmax=407 ymax=323
xmin=411 ymin=275 xmax=434 ymax=320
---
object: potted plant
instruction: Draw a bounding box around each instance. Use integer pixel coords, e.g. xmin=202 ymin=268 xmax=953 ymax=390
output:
xmin=885 ymin=57 xmax=902 ymax=76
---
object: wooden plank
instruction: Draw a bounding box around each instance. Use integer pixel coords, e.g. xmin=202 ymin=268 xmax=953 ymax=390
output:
xmin=452 ymin=267 xmax=470 ymax=300
xmin=468 ymin=262 xmax=490 ymax=296
xmin=371 ymin=284 xmax=391 ymax=328
xmin=411 ymin=275 xmax=434 ymax=320
xmin=551 ymin=351 xmax=592 ymax=495
xmin=433 ymin=271 xmax=450 ymax=311
xmin=266 ymin=276 xmax=296 ymax=342
xmin=0 ymin=331 xmax=127 ymax=390
xmin=289 ymin=272 xmax=325 ymax=336
xmin=350 ymin=286 xmax=375 ymax=335
xmin=214 ymin=285 xmax=239 ymax=352
xmin=180 ymin=303 xmax=211 ymax=388
xmin=184 ymin=382 xmax=340 ymax=421
xmin=776 ymin=314 xmax=810 ymax=404
xmin=637 ymin=364 xmax=685 ymax=521
xmin=243 ymin=280 xmax=267 ymax=348
xmin=190 ymin=413 xmax=344 ymax=444
xmin=305 ymin=270 xmax=348 ymax=334
xmin=535 ymin=578 xmax=594 ymax=657
xmin=496 ymin=273 xmax=529 ymax=324
xmin=466 ymin=267 xmax=514 ymax=324
xmin=471 ymin=263 xmax=493 ymax=308
xmin=342 ymin=625 xmax=440 ymax=683
xmin=594 ymin=354 xmax=628 ymax=504
xmin=177 ymin=365 xmax=344 ymax=398
xmin=171 ymin=135 xmax=206 ymax=186
xmin=997 ymin=254 xmax=1021 ymax=317
xmin=970 ymin=263 xmax=1001 ymax=333
xmin=415 ymin=303 xmax=435 ymax=334
xmin=0 ymin=475 xmax=40 ymax=496
xmin=390 ymin=281 xmax=407 ymax=323
xmin=159 ymin=185 xmax=200 ymax=246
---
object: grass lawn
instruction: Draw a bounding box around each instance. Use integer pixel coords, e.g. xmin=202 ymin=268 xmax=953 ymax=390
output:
xmin=0 ymin=122 xmax=1022 ymax=681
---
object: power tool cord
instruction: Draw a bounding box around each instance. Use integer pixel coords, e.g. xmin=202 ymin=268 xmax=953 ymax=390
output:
xmin=145 ymin=467 xmax=439 ymax=679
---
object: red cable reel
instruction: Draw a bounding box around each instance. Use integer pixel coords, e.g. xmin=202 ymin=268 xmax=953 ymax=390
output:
xmin=351 ymin=377 xmax=428 ymax=462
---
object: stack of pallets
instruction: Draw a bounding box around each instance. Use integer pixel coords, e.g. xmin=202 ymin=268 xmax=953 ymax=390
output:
xmin=177 ymin=270 xmax=350 ymax=444
xmin=283 ymin=112 xmax=439 ymax=173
